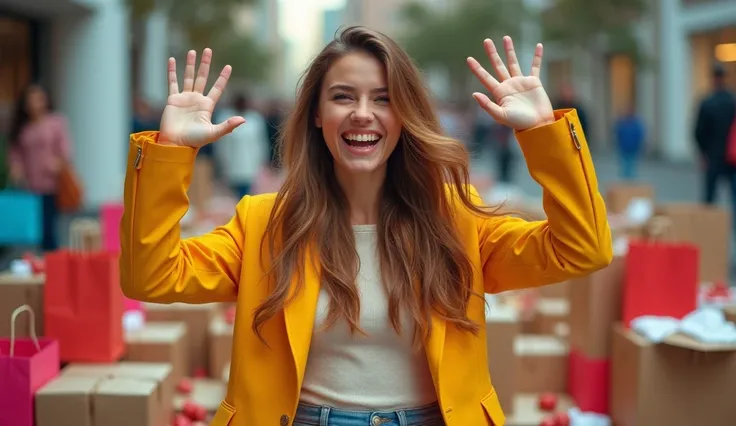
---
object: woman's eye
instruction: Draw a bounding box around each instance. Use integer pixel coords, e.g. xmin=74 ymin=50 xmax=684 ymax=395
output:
xmin=333 ymin=93 xmax=352 ymax=101
xmin=375 ymin=96 xmax=390 ymax=103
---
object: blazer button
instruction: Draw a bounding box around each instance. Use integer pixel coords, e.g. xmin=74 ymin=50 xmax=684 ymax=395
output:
xmin=280 ymin=414 xmax=289 ymax=426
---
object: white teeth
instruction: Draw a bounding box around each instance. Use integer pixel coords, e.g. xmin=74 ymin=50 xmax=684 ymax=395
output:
xmin=344 ymin=133 xmax=380 ymax=142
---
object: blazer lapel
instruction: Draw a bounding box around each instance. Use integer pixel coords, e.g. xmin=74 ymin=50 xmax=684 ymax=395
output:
xmin=283 ymin=253 xmax=321 ymax=389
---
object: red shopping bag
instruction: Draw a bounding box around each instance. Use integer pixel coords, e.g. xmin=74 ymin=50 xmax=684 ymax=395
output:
xmin=0 ymin=305 xmax=60 ymax=426
xmin=44 ymin=222 xmax=124 ymax=362
xmin=622 ymin=238 xmax=699 ymax=327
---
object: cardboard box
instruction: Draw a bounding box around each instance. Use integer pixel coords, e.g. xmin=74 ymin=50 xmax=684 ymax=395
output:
xmin=505 ymin=393 xmax=575 ymax=426
xmin=54 ymin=362 xmax=174 ymax=426
xmin=486 ymin=304 xmax=521 ymax=414
xmin=530 ymin=298 xmax=569 ymax=337
xmin=605 ymin=183 xmax=654 ymax=214
xmin=125 ymin=322 xmax=189 ymax=382
xmin=208 ymin=315 xmax=233 ymax=380
xmin=725 ymin=305 xmax=736 ymax=324
xmin=538 ymin=281 xmax=570 ymax=299
xmin=569 ymin=257 xmax=625 ymax=358
xmin=35 ymin=375 xmax=159 ymax=426
xmin=514 ymin=335 xmax=568 ymax=394
xmin=144 ymin=302 xmax=219 ymax=375
xmin=0 ymin=273 xmax=44 ymax=338
xmin=610 ymin=324 xmax=736 ymax=426
xmin=173 ymin=379 xmax=226 ymax=416
xmin=654 ymin=203 xmax=730 ymax=284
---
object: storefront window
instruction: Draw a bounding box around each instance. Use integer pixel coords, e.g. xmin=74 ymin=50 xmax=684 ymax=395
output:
xmin=0 ymin=16 xmax=33 ymax=135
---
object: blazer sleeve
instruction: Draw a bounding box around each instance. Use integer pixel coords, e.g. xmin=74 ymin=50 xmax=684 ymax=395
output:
xmin=119 ymin=131 xmax=244 ymax=304
xmin=477 ymin=109 xmax=613 ymax=294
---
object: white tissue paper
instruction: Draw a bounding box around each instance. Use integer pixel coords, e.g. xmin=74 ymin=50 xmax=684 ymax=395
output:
xmin=624 ymin=197 xmax=654 ymax=226
xmin=10 ymin=259 xmax=33 ymax=277
xmin=122 ymin=310 xmax=146 ymax=332
xmin=568 ymin=408 xmax=611 ymax=426
xmin=631 ymin=307 xmax=736 ymax=344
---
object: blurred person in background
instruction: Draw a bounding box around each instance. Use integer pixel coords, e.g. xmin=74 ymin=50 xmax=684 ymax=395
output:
xmin=554 ymin=84 xmax=589 ymax=133
xmin=120 ymin=27 xmax=611 ymax=425
xmin=215 ymin=93 xmax=268 ymax=198
xmin=614 ymin=104 xmax=645 ymax=180
xmin=132 ymin=96 xmax=160 ymax=134
xmin=471 ymin=103 xmax=494 ymax=158
xmin=695 ymin=63 xmax=736 ymax=206
xmin=265 ymin=99 xmax=285 ymax=170
xmin=492 ymin=121 xmax=515 ymax=184
xmin=8 ymin=84 xmax=72 ymax=251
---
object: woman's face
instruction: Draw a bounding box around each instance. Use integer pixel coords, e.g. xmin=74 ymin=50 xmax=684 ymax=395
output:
xmin=25 ymin=87 xmax=49 ymax=118
xmin=316 ymin=51 xmax=401 ymax=177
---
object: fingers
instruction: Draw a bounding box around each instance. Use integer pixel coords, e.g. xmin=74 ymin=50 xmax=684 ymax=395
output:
xmin=213 ymin=116 xmax=246 ymax=139
xmin=466 ymin=57 xmax=499 ymax=93
xmin=168 ymin=57 xmax=179 ymax=96
xmin=472 ymin=92 xmax=505 ymax=122
xmin=530 ymin=43 xmax=544 ymax=78
xmin=193 ymin=48 xmax=212 ymax=93
xmin=182 ymin=50 xmax=196 ymax=92
xmin=483 ymin=39 xmax=511 ymax=81
xmin=207 ymin=65 xmax=233 ymax=104
xmin=503 ymin=36 xmax=523 ymax=77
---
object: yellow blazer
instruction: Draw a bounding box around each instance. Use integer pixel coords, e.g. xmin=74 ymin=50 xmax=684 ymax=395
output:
xmin=120 ymin=109 xmax=612 ymax=426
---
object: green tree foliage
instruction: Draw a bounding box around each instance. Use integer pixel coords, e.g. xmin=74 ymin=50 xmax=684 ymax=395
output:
xmin=127 ymin=0 xmax=271 ymax=81
xmin=541 ymin=0 xmax=649 ymax=63
xmin=400 ymin=0 xmax=528 ymax=91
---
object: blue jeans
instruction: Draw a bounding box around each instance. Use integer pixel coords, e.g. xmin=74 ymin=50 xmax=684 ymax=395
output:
xmin=293 ymin=402 xmax=445 ymax=426
xmin=619 ymin=152 xmax=638 ymax=180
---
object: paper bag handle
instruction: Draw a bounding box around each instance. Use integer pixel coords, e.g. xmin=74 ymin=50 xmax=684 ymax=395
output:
xmin=646 ymin=215 xmax=673 ymax=241
xmin=10 ymin=304 xmax=41 ymax=357
xmin=69 ymin=218 xmax=101 ymax=252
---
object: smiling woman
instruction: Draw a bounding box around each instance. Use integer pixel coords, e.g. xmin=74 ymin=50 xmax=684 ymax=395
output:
xmin=120 ymin=25 xmax=612 ymax=426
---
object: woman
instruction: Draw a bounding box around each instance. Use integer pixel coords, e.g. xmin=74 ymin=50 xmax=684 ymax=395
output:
xmin=9 ymin=84 xmax=72 ymax=251
xmin=121 ymin=27 xmax=611 ymax=426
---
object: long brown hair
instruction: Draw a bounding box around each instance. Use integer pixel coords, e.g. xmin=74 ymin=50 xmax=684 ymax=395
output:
xmin=254 ymin=26 xmax=496 ymax=345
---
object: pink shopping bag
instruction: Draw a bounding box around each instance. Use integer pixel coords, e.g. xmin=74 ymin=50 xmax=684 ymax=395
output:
xmin=0 ymin=305 xmax=60 ymax=426
xmin=100 ymin=202 xmax=124 ymax=253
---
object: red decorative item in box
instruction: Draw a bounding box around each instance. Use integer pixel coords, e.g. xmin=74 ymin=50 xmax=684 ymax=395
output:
xmin=567 ymin=348 xmax=610 ymax=414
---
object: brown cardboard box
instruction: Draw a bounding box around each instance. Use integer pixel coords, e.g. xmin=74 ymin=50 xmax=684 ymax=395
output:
xmin=208 ymin=315 xmax=233 ymax=380
xmin=514 ymin=335 xmax=568 ymax=394
xmin=505 ymin=393 xmax=575 ymax=426
xmin=538 ymin=281 xmax=570 ymax=299
xmin=724 ymin=305 xmax=736 ymax=324
xmin=125 ymin=322 xmax=189 ymax=382
xmin=35 ymin=375 xmax=160 ymax=426
xmin=569 ymin=257 xmax=625 ymax=358
xmin=174 ymin=379 xmax=226 ymax=416
xmin=59 ymin=362 xmax=174 ymax=426
xmin=610 ymin=324 xmax=736 ymax=426
xmin=0 ymin=273 xmax=44 ymax=337
xmin=530 ymin=298 xmax=569 ymax=337
xmin=486 ymin=304 xmax=521 ymax=414
xmin=605 ymin=183 xmax=654 ymax=214
xmin=655 ymin=204 xmax=730 ymax=283
xmin=144 ymin=302 xmax=219 ymax=375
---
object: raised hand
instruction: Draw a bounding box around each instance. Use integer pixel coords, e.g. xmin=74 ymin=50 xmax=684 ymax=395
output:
xmin=159 ymin=48 xmax=245 ymax=147
xmin=467 ymin=37 xmax=555 ymax=131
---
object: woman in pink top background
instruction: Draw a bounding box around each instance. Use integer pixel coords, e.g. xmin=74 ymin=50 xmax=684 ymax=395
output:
xmin=8 ymin=84 xmax=72 ymax=251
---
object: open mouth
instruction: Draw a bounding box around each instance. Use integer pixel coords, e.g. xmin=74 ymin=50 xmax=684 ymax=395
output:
xmin=341 ymin=132 xmax=382 ymax=148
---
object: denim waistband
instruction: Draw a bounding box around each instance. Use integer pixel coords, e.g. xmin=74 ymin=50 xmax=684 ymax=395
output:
xmin=294 ymin=402 xmax=444 ymax=426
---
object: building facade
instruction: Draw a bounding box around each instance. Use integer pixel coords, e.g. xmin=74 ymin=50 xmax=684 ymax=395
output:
xmin=544 ymin=0 xmax=736 ymax=162
xmin=0 ymin=0 xmax=158 ymax=208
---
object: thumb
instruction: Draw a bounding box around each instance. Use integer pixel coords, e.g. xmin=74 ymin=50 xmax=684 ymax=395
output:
xmin=212 ymin=116 xmax=246 ymax=139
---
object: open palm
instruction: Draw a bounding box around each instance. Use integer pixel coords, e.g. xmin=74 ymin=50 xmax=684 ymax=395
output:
xmin=159 ymin=48 xmax=245 ymax=147
xmin=467 ymin=37 xmax=555 ymax=131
